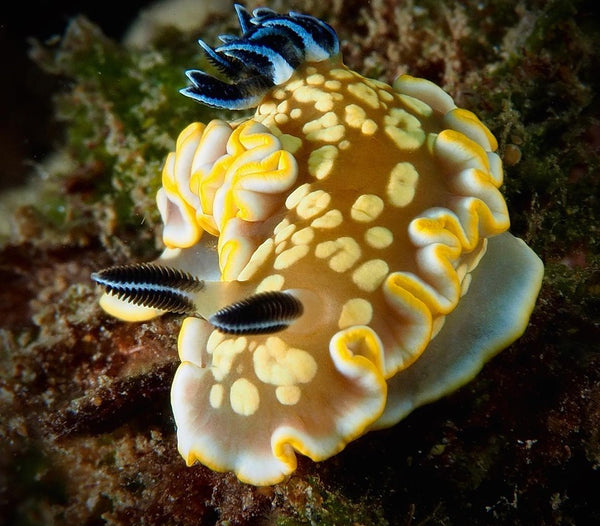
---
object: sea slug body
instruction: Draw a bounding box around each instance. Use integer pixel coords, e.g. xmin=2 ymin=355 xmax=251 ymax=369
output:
xmin=93 ymin=4 xmax=544 ymax=485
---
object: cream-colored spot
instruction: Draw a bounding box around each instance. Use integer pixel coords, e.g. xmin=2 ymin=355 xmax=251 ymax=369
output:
xmin=350 ymin=194 xmax=385 ymax=222
xmin=285 ymin=79 xmax=304 ymax=93
xmin=290 ymin=108 xmax=302 ymax=119
xmin=345 ymin=104 xmax=366 ymax=128
xmin=385 ymin=126 xmax=426 ymax=150
xmin=237 ymin=239 xmax=274 ymax=281
xmin=256 ymin=274 xmax=285 ymax=293
xmin=279 ymin=133 xmax=302 ymax=154
xmin=274 ymin=223 xmax=296 ymax=244
xmin=330 ymin=68 xmax=353 ymax=80
xmin=276 ymin=385 xmax=301 ymax=405
xmin=378 ymin=89 xmax=394 ymax=102
xmin=315 ymin=95 xmax=335 ymax=113
xmin=273 ymin=88 xmax=286 ymax=100
xmin=275 ymin=113 xmax=289 ymax=125
xmin=339 ymin=140 xmax=351 ymax=150
xmin=292 ymin=85 xmax=334 ymax=112
xmin=291 ymin=227 xmax=314 ymax=245
xmin=384 ymin=108 xmax=426 ymax=150
xmin=253 ymin=337 xmax=317 ymax=385
xmin=398 ymin=93 xmax=433 ymax=118
xmin=285 ymin=183 xmax=311 ymax=209
xmin=324 ymin=80 xmax=341 ymax=90
xmin=387 ymin=162 xmax=419 ymax=207
xmin=306 ymin=73 xmax=324 ymax=85
xmin=206 ymin=330 xmax=226 ymax=354
xmin=274 ymin=244 xmax=310 ymax=269
xmin=347 ymin=82 xmax=380 ymax=109
xmin=315 ymin=237 xmax=362 ymax=272
xmin=303 ymin=112 xmax=339 ymax=135
xmin=230 ymin=378 xmax=260 ymax=416
xmin=258 ymin=101 xmax=277 ymax=115
xmin=338 ymin=298 xmax=373 ymax=329
xmin=315 ymin=240 xmax=337 ymax=259
xmin=308 ymin=145 xmax=339 ymax=180
xmin=211 ymin=337 xmax=248 ymax=382
xmin=277 ymin=101 xmax=289 ymax=113
xmin=296 ymin=190 xmax=331 ymax=219
xmin=209 ymin=384 xmax=224 ymax=409
xmin=361 ymin=119 xmax=378 ymax=135
xmin=365 ymin=226 xmax=394 ymax=249
xmin=352 ymin=259 xmax=389 ymax=292
xmin=275 ymin=240 xmax=288 ymax=254
xmin=306 ymin=125 xmax=345 ymax=143
xmin=311 ymin=209 xmax=343 ymax=229
xmin=293 ymin=85 xmax=322 ymax=103
xmin=274 ymin=218 xmax=290 ymax=234
xmin=306 ymin=66 xmax=317 ymax=75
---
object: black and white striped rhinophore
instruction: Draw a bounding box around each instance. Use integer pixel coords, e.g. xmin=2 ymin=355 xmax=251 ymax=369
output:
xmin=180 ymin=3 xmax=340 ymax=110
xmin=209 ymin=290 xmax=304 ymax=335
xmin=91 ymin=263 xmax=204 ymax=315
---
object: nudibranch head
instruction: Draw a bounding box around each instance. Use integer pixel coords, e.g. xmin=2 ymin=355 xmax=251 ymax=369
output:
xmin=93 ymin=4 xmax=544 ymax=485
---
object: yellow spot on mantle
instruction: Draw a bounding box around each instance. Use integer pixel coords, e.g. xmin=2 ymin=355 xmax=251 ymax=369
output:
xmin=384 ymin=108 xmax=426 ymax=150
xmin=306 ymin=73 xmax=325 ymax=85
xmin=361 ymin=119 xmax=378 ymax=135
xmin=398 ymin=93 xmax=433 ymax=118
xmin=209 ymin=384 xmax=224 ymax=409
xmin=296 ymin=190 xmax=331 ymax=219
xmin=365 ymin=226 xmax=394 ymax=249
xmin=338 ymin=298 xmax=373 ymax=329
xmin=308 ymin=145 xmax=339 ymax=180
xmin=211 ymin=336 xmax=247 ymax=382
xmin=274 ymin=244 xmax=310 ymax=269
xmin=237 ymin=239 xmax=274 ymax=281
xmin=351 ymin=194 xmax=384 ymax=222
xmin=285 ymin=183 xmax=311 ymax=209
xmin=344 ymin=104 xmax=366 ymax=128
xmin=230 ymin=378 xmax=260 ymax=416
xmin=256 ymin=274 xmax=285 ymax=292
xmin=253 ymin=337 xmax=317 ymax=385
xmin=347 ymin=82 xmax=380 ymax=109
xmin=274 ymin=223 xmax=296 ymax=244
xmin=291 ymin=227 xmax=315 ymax=245
xmin=306 ymin=125 xmax=345 ymax=143
xmin=330 ymin=68 xmax=353 ymax=80
xmin=303 ymin=112 xmax=339 ymax=135
xmin=311 ymin=209 xmax=343 ymax=229
xmin=315 ymin=236 xmax=362 ymax=272
xmin=387 ymin=162 xmax=419 ymax=207
xmin=352 ymin=259 xmax=389 ymax=291
xmin=276 ymin=385 xmax=302 ymax=405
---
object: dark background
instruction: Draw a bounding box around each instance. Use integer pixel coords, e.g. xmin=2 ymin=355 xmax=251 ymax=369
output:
xmin=0 ymin=1 xmax=153 ymax=189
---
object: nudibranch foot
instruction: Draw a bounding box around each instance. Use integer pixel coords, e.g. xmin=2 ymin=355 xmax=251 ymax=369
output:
xmin=373 ymin=232 xmax=544 ymax=429
xmin=92 ymin=3 xmax=544 ymax=486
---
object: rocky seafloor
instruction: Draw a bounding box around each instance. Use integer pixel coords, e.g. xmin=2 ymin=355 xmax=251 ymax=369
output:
xmin=1 ymin=0 xmax=599 ymax=524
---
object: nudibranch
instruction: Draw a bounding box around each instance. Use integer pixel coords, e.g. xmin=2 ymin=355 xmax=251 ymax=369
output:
xmin=92 ymin=4 xmax=544 ymax=485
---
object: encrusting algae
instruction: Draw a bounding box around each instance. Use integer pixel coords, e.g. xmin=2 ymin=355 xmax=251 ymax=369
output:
xmin=2 ymin=0 xmax=599 ymax=523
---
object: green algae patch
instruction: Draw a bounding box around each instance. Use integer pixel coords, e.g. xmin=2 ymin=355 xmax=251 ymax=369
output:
xmin=28 ymin=16 xmax=215 ymax=242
